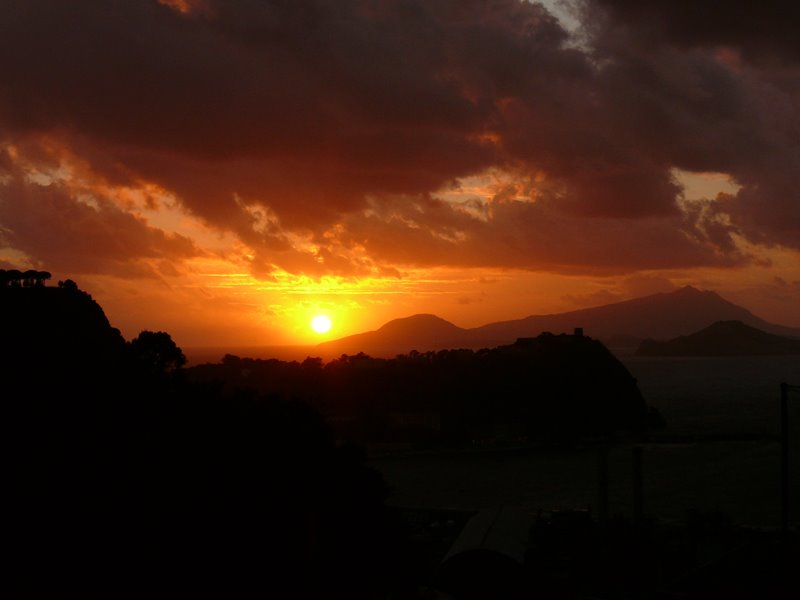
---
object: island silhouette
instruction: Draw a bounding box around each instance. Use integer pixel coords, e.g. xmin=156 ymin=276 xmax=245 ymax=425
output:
xmin=637 ymin=320 xmax=800 ymax=356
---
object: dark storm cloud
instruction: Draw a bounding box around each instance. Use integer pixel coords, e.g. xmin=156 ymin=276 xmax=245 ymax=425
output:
xmin=0 ymin=0 xmax=797 ymax=277
xmin=579 ymin=0 xmax=800 ymax=251
xmin=589 ymin=0 xmax=800 ymax=60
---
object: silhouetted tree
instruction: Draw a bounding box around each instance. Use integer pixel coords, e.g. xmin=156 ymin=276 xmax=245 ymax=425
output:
xmin=58 ymin=278 xmax=78 ymax=291
xmin=128 ymin=330 xmax=187 ymax=375
xmin=0 ymin=269 xmax=52 ymax=287
xmin=22 ymin=270 xmax=35 ymax=286
xmin=35 ymin=270 xmax=51 ymax=286
xmin=302 ymin=356 xmax=323 ymax=369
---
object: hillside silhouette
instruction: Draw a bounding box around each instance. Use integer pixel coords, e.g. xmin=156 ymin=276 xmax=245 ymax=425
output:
xmin=316 ymin=286 xmax=800 ymax=358
xmin=1 ymin=277 xmax=125 ymax=370
xmin=636 ymin=320 xmax=800 ymax=356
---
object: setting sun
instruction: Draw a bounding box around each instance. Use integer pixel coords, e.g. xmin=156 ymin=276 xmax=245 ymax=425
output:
xmin=311 ymin=315 xmax=332 ymax=334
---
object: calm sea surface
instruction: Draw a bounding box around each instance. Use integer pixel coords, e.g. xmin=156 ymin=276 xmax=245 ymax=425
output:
xmin=620 ymin=355 xmax=800 ymax=435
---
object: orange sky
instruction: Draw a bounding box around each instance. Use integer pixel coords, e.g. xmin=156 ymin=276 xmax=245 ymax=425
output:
xmin=1 ymin=1 xmax=799 ymax=348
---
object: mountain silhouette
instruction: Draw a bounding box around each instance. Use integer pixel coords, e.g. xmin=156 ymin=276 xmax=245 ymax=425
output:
xmin=317 ymin=286 xmax=800 ymax=357
xmin=318 ymin=313 xmax=471 ymax=356
xmin=636 ymin=320 xmax=800 ymax=356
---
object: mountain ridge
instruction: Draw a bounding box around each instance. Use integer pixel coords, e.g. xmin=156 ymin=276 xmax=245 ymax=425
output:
xmin=317 ymin=286 xmax=800 ymax=357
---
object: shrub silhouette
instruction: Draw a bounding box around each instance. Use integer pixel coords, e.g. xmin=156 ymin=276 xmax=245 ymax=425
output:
xmin=128 ymin=330 xmax=187 ymax=374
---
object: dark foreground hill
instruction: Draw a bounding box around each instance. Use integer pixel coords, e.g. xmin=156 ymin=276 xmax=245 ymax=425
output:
xmin=3 ymin=280 xmax=397 ymax=597
xmin=636 ymin=320 xmax=800 ymax=356
xmin=317 ymin=286 xmax=800 ymax=358
xmin=191 ymin=330 xmax=660 ymax=444
xmin=1 ymin=281 xmax=125 ymax=370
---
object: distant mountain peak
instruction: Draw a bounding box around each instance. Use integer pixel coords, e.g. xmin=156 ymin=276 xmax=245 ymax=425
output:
xmin=378 ymin=313 xmax=457 ymax=329
xmin=316 ymin=313 xmax=466 ymax=356
xmin=673 ymin=285 xmax=720 ymax=297
xmin=375 ymin=314 xmax=464 ymax=337
xmin=673 ymin=284 xmax=701 ymax=294
xmin=706 ymin=319 xmax=748 ymax=331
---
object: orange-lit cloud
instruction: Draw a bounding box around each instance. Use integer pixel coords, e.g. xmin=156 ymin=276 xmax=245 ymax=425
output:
xmin=0 ymin=143 xmax=199 ymax=278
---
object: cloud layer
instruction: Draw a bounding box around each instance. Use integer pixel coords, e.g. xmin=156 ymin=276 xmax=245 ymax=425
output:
xmin=1 ymin=0 xmax=798 ymax=278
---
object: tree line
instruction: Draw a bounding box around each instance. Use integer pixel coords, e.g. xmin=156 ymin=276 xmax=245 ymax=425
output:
xmin=190 ymin=336 xmax=662 ymax=446
xmin=0 ymin=268 xmax=52 ymax=287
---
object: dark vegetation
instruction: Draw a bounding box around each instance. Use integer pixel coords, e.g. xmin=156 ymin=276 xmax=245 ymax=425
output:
xmin=0 ymin=267 xmax=52 ymax=287
xmin=637 ymin=320 xmax=800 ymax=356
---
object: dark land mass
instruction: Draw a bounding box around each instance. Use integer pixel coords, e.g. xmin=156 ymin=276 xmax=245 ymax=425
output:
xmin=189 ymin=331 xmax=659 ymax=446
xmin=317 ymin=286 xmax=800 ymax=358
xmin=637 ymin=320 xmax=800 ymax=356
xmin=4 ymin=275 xmax=798 ymax=598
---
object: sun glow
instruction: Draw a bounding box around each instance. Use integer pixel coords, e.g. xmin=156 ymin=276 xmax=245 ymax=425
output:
xmin=311 ymin=315 xmax=332 ymax=334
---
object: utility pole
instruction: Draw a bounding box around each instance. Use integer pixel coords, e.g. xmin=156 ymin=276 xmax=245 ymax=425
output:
xmin=597 ymin=444 xmax=609 ymax=526
xmin=633 ymin=445 xmax=644 ymax=526
xmin=780 ymin=382 xmax=800 ymax=535
xmin=780 ymin=383 xmax=790 ymax=534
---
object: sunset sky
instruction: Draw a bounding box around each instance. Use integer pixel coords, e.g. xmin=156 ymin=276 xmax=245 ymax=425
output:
xmin=1 ymin=0 xmax=799 ymax=347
